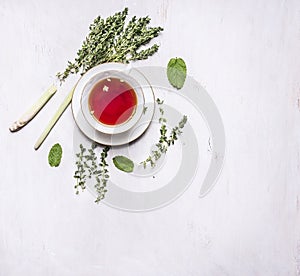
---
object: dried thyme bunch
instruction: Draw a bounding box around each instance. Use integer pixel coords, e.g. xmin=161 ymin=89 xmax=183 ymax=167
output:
xmin=57 ymin=8 xmax=163 ymax=82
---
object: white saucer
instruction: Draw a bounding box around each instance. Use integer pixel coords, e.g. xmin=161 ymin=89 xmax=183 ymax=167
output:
xmin=71 ymin=63 xmax=155 ymax=146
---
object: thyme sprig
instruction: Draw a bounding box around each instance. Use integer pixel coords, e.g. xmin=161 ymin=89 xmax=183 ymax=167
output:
xmin=74 ymin=143 xmax=111 ymax=203
xmin=57 ymin=8 xmax=163 ymax=82
xmin=141 ymin=99 xmax=188 ymax=168
xmin=95 ymin=146 xmax=110 ymax=203
xmin=74 ymin=144 xmax=87 ymax=193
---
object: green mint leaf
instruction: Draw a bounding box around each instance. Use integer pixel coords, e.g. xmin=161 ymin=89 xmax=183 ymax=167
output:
xmin=167 ymin=57 xmax=187 ymax=89
xmin=113 ymin=156 xmax=134 ymax=173
xmin=48 ymin=143 xmax=63 ymax=167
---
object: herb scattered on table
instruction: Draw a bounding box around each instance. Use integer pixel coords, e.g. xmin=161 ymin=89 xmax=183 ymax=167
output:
xmin=141 ymin=99 xmax=188 ymax=168
xmin=167 ymin=57 xmax=187 ymax=89
xmin=48 ymin=143 xmax=62 ymax=167
xmin=74 ymin=143 xmax=110 ymax=203
xmin=113 ymin=156 xmax=134 ymax=173
xmin=95 ymin=146 xmax=110 ymax=203
xmin=74 ymin=144 xmax=87 ymax=193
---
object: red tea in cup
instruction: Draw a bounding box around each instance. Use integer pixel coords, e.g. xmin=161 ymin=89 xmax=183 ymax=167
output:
xmin=88 ymin=77 xmax=137 ymax=126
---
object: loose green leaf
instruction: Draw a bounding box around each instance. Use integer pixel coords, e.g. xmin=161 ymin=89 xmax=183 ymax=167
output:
xmin=48 ymin=143 xmax=63 ymax=167
xmin=167 ymin=57 xmax=187 ymax=89
xmin=113 ymin=156 xmax=134 ymax=173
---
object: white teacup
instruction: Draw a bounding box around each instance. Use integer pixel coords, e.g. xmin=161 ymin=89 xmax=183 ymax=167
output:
xmin=81 ymin=65 xmax=145 ymax=135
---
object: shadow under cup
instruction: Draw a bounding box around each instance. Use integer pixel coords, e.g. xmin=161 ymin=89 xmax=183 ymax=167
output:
xmin=81 ymin=70 xmax=145 ymax=135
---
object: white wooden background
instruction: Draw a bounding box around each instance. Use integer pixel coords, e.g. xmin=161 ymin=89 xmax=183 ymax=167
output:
xmin=1 ymin=0 xmax=300 ymax=275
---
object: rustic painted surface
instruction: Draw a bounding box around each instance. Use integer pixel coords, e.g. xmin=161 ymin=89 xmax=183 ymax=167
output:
xmin=0 ymin=0 xmax=300 ymax=275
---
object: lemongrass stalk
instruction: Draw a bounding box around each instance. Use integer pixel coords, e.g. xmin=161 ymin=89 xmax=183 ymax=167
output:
xmin=34 ymin=86 xmax=75 ymax=150
xmin=9 ymin=85 xmax=57 ymax=132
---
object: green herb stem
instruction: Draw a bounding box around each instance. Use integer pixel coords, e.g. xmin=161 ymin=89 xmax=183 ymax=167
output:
xmin=141 ymin=99 xmax=187 ymax=168
xmin=74 ymin=144 xmax=87 ymax=194
xmin=9 ymin=85 xmax=57 ymax=132
xmin=34 ymin=86 xmax=75 ymax=150
xmin=95 ymin=146 xmax=110 ymax=203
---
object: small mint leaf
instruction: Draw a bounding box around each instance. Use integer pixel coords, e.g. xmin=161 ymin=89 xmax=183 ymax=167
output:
xmin=167 ymin=57 xmax=187 ymax=89
xmin=112 ymin=155 xmax=134 ymax=173
xmin=48 ymin=143 xmax=63 ymax=167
